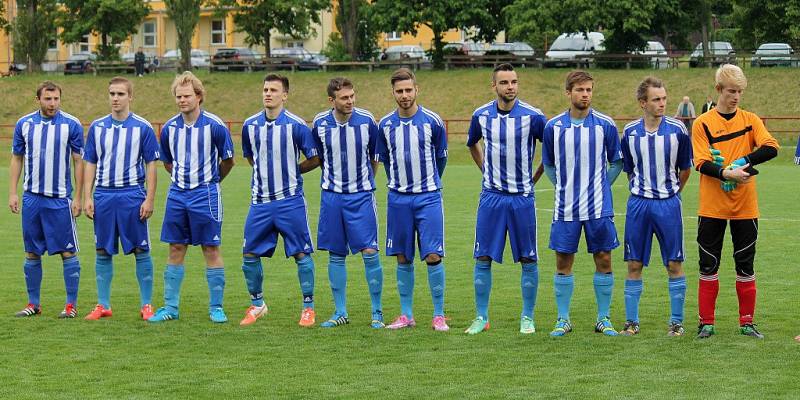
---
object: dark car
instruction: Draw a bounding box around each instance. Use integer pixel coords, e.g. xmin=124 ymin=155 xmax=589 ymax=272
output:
xmin=210 ymin=47 xmax=259 ymax=72
xmin=689 ymin=41 xmax=736 ymax=67
xmin=64 ymin=53 xmax=97 ymax=75
xmin=269 ymin=48 xmax=325 ymax=71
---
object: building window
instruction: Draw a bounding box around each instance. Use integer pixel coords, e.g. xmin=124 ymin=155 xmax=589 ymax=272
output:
xmin=287 ymin=41 xmax=304 ymax=48
xmin=143 ymin=21 xmax=156 ymax=47
xmin=211 ymin=19 xmax=226 ymax=45
xmin=386 ymin=31 xmax=401 ymax=41
xmin=48 ymin=29 xmax=58 ymax=51
xmin=80 ymin=34 xmax=90 ymax=53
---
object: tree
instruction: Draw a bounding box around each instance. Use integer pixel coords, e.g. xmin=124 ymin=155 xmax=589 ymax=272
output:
xmin=1 ymin=2 xmax=8 ymax=32
xmin=60 ymin=0 xmax=151 ymax=60
xmin=11 ymin=0 xmax=59 ymax=72
xmin=165 ymin=0 xmax=203 ymax=71
xmin=731 ymin=0 xmax=800 ymax=50
xmin=335 ymin=0 xmax=379 ymax=60
xmin=218 ymin=0 xmax=328 ymax=57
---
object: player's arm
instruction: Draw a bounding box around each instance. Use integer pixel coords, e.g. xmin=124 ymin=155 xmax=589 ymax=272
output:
xmin=300 ymin=156 xmax=320 ymax=173
xmin=8 ymin=154 xmax=23 ymax=214
xmin=140 ymin=160 xmax=157 ymax=220
xmin=71 ymin=152 xmax=84 ymax=217
xmin=246 ymin=157 xmax=254 ymax=167
xmin=677 ymin=168 xmax=691 ymax=193
xmin=219 ymin=157 xmax=235 ymax=181
xmin=468 ymin=143 xmax=484 ymax=172
xmin=163 ymin=162 xmax=173 ymax=174
xmin=532 ymin=163 xmax=544 ymax=184
xmin=466 ymin=115 xmax=484 ymax=172
xmin=83 ymin=162 xmax=97 ymax=219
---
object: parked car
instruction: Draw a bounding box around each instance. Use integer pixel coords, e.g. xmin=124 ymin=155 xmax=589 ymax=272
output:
xmin=751 ymin=43 xmax=796 ymax=67
xmin=544 ymin=32 xmax=605 ymax=67
xmin=63 ymin=52 xmax=97 ymax=75
xmin=121 ymin=51 xmax=158 ymax=73
xmin=640 ymin=41 xmax=671 ymax=69
xmin=443 ymin=41 xmax=486 ymax=56
xmin=689 ymin=41 xmax=736 ymax=67
xmin=383 ymin=45 xmax=428 ymax=61
xmin=211 ymin=47 xmax=259 ymax=71
xmin=270 ymin=47 xmax=325 ymax=70
xmin=162 ymin=49 xmax=211 ymax=68
xmin=486 ymin=42 xmax=535 ymax=57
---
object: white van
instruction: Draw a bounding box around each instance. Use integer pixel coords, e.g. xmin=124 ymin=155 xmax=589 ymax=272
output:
xmin=544 ymin=32 xmax=605 ymax=67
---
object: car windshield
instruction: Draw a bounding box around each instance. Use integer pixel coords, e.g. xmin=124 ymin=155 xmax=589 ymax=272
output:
xmin=756 ymin=45 xmax=789 ymax=54
xmin=69 ymin=54 xmax=90 ymax=61
xmin=550 ymin=37 xmax=588 ymax=51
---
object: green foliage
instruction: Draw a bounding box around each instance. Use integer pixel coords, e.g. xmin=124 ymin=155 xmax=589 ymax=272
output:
xmin=731 ymin=0 xmax=800 ymax=50
xmin=165 ymin=0 xmax=203 ymax=71
xmin=59 ymin=0 xmax=151 ymax=61
xmin=0 ymin=2 xmax=8 ymax=32
xmin=11 ymin=0 xmax=59 ymax=72
xmin=321 ymin=32 xmax=352 ymax=61
xmin=335 ymin=0 xmax=379 ymax=61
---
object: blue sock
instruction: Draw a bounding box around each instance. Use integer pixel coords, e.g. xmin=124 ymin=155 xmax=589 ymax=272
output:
xmin=296 ymin=256 xmax=315 ymax=309
xmin=95 ymin=253 xmax=113 ymax=308
xmin=62 ymin=255 xmax=81 ymax=305
xmin=206 ymin=267 xmax=225 ymax=309
xmin=328 ymin=253 xmax=348 ymax=316
xmin=23 ymin=258 xmax=43 ymax=306
xmin=668 ymin=276 xmax=687 ymax=323
xmin=164 ymin=264 xmax=185 ymax=312
xmin=594 ymin=272 xmax=614 ymax=321
xmin=397 ymin=263 xmax=415 ymax=318
xmin=134 ymin=251 xmax=154 ymax=307
xmin=362 ymin=252 xmax=383 ymax=314
xmin=554 ymin=274 xmax=574 ymax=320
xmin=474 ymin=260 xmax=492 ymax=320
xmin=624 ymin=279 xmax=643 ymax=323
xmin=242 ymin=256 xmax=264 ymax=307
xmin=427 ymin=262 xmax=445 ymax=317
xmin=521 ymin=262 xmax=539 ymax=319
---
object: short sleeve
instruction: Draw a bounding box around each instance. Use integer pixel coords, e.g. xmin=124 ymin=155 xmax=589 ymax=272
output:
xmin=213 ymin=122 xmax=234 ymax=160
xmin=691 ymin=119 xmax=711 ymax=168
xmin=69 ymin=120 xmax=84 ymax=155
xmin=295 ymin=123 xmax=318 ymax=159
xmin=141 ymin=124 xmax=160 ymax=163
xmin=677 ymin=130 xmax=693 ymax=170
xmin=375 ymin=123 xmax=389 ymax=163
xmin=466 ymin=115 xmax=482 ymax=147
xmin=604 ymin=121 xmax=622 ymax=163
xmin=432 ymin=117 xmax=448 ymax=159
xmin=311 ymin=121 xmax=324 ymax=160
xmin=159 ymin=125 xmax=173 ymax=164
xmin=367 ymin=119 xmax=379 ymax=160
xmin=541 ymin=122 xmax=555 ymax=167
xmin=751 ymin=115 xmax=779 ymax=150
xmin=83 ymin=124 xmax=98 ymax=163
xmin=241 ymin=123 xmax=253 ymax=159
xmin=12 ymin=121 xmax=26 ymax=155
xmin=620 ymin=131 xmax=633 ymax=174
xmin=531 ymin=114 xmax=546 ymax=142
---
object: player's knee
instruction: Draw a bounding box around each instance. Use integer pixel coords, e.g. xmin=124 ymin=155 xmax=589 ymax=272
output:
xmin=61 ymin=251 xmax=76 ymax=259
xmin=593 ymin=252 xmax=612 ymax=272
xmin=361 ymin=248 xmax=378 ymax=256
xmin=425 ymin=254 xmax=441 ymax=265
xmin=666 ymin=261 xmax=684 ymax=276
xmin=96 ymin=249 xmax=109 ymax=256
xmin=396 ymin=254 xmax=410 ymax=264
xmin=698 ymin=262 xmax=718 ymax=276
xmin=735 ymin=263 xmax=754 ymax=277
xmin=293 ymin=252 xmax=309 ymax=261
xmin=519 ymin=257 xmax=536 ymax=265
xmin=477 ymin=256 xmax=492 ymax=262
xmin=26 ymin=253 xmax=41 ymax=261
xmin=627 ymin=261 xmax=644 ymax=277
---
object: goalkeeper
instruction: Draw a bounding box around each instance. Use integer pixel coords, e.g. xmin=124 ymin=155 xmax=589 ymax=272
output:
xmin=691 ymin=64 xmax=778 ymax=340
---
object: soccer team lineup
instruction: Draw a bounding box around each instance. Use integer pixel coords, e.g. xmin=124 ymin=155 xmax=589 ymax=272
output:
xmin=10 ymin=63 xmax=794 ymax=341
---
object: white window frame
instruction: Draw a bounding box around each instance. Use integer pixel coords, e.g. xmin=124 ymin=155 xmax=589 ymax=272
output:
xmin=211 ymin=19 xmax=226 ymax=45
xmin=79 ymin=34 xmax=90 ymax=53
xmin=143 ymin=21 xmax=156 ymax=48
xmin=48 ymin=29 xmax=58 ymax=51
xmin=386 ymin=31 xmax=401 ymax=41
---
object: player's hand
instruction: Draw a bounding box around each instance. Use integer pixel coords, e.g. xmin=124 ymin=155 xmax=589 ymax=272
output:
xmin=140 ymin=198 xmax=154 ymax=220
xmin=72 ymin=198 xmax=82 ymax=218
xmin=710 ymin=148 xmax=725 ymax=166
xmin=722 ymin=162 xmax=751 ymax=184
xmin=8 ymin=194 xmax=20 ymax=214
xmin=84 ymin=198 xmax=94 ymax=220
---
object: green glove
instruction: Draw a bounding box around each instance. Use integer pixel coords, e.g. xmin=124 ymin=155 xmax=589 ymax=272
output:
xmin=710 ymin=148 xmax=725 ymax=167
xmin=721 ymin=180 xmax=737 ymax=192
xmin=720 ymin=157 xmax=747 ymax=192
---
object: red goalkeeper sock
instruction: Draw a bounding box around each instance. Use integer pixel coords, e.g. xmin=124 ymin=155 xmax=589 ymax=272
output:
xmin=736 ymin=275 xmax=756 ymax=325
xmin=698 ymin=274 xmax=719 ymax=325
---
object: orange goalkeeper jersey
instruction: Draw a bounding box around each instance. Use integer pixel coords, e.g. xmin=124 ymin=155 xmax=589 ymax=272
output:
xmin=691 ymin=109 xmax=779 ymax=219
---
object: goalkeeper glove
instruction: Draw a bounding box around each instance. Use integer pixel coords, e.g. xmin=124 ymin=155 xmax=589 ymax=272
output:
xmin=710 ymin=148 xmax=725 ymax=167
xmin=720 ymin=157 xmax=748 ymax=192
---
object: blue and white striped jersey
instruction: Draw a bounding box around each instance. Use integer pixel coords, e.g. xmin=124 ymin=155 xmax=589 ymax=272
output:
xmin=542 ymin=109 xmax=622 ymax=221
xmin=12 ymin=110 xmax=84 ymax=198
xmin=159 ymin=110 xmax=234 ymax=190
xmin=375 ymin=106 xmax=448 ymax=194
xmin=466 ymin=99 xmax=546 ymax=195
xmin=312 ymin=107 xmax=378 ymax=193
xmin=241 ymin=108 xmax=318 ymax=203
xmin=621 ymin=116 xmax=693 ymax=199
xmin=84 ymin=112 xmax=160 ymax=188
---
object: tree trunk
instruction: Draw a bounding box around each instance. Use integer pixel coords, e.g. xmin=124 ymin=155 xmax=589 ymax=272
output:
xmin=28 ymin=0 xmax=41 ymax=72
xmin=264 ymin=31 xmax=271 ymax=58
xmin=432 ymin=29 xmax=444 ymax=70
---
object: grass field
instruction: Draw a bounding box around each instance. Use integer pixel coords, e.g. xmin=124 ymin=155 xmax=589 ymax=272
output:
xmin=1 ymin=71 xmax=800 ymax=399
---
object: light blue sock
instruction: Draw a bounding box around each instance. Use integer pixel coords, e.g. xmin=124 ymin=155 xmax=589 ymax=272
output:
xmin=134 ymin=251 xmax=153 ymax=307
xmin=296 ymin=255 xmax=315 ymax=309
xmin=594 ymin=272 xmax=614 ymax=321
xmin=242 ymin=256 xmax=264 ymax=307
xmin=427 ymin=262 xmax=445 ymax=317
xmin=397 ymin=263 xmax=415 ymax=318
xmin=474 ymin=260 xmax=492 ymax=320
xmin=668 ymin=276 xmax=687 ymax=323
xmin=23 ymin=258 xmax=43 ymax=306
xmin=362 ymin=252 xmax=383 ymax=314
xmin=521 ymin=262 xmax=538 ymax=319
xmin=206 ymin=267 xmax=225 ymax=309
xmin=624 ymin=279 xmax=643 ymax=323
xmin=328 ymin=253 xmax=348 ymax=316
xmin=62 ymin=255 xmax=81 ymax=305
xmin=164 ymin=264 xmax=185 ymax=312
xmin=95 ymin=253 xmax=113 ymax=308
xmin=554 ymin=274 xmax=574 ymax=320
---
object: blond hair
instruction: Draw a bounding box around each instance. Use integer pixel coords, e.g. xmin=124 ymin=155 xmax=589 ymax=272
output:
xmin=170 ymin=71 xmax=205 ymax=104
xmin=715 ymin=64 xmax=747 ymax=90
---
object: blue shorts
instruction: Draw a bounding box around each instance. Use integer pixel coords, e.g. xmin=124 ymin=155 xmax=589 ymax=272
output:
xmin=317 ymin=190 xmax=379 ymax=256
xmin=549 ymin=216 xmax=619 ymax=254
xmin=385 ymin=190 xmax=444 ymax=261
xmin=474 ymin=190 xmax=538 ymax=263
xmin=624 ymin=195 xmax=685 ymax=266
xmin=21 ymin=192 xmax=79 ymax=256
xmin=93 ymin=186 xmax=151 ymax=255
xmin=243 ymin=194 xmax=314 ymax=258
xmin=161 ymin=183 xmax=222 ymax=246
